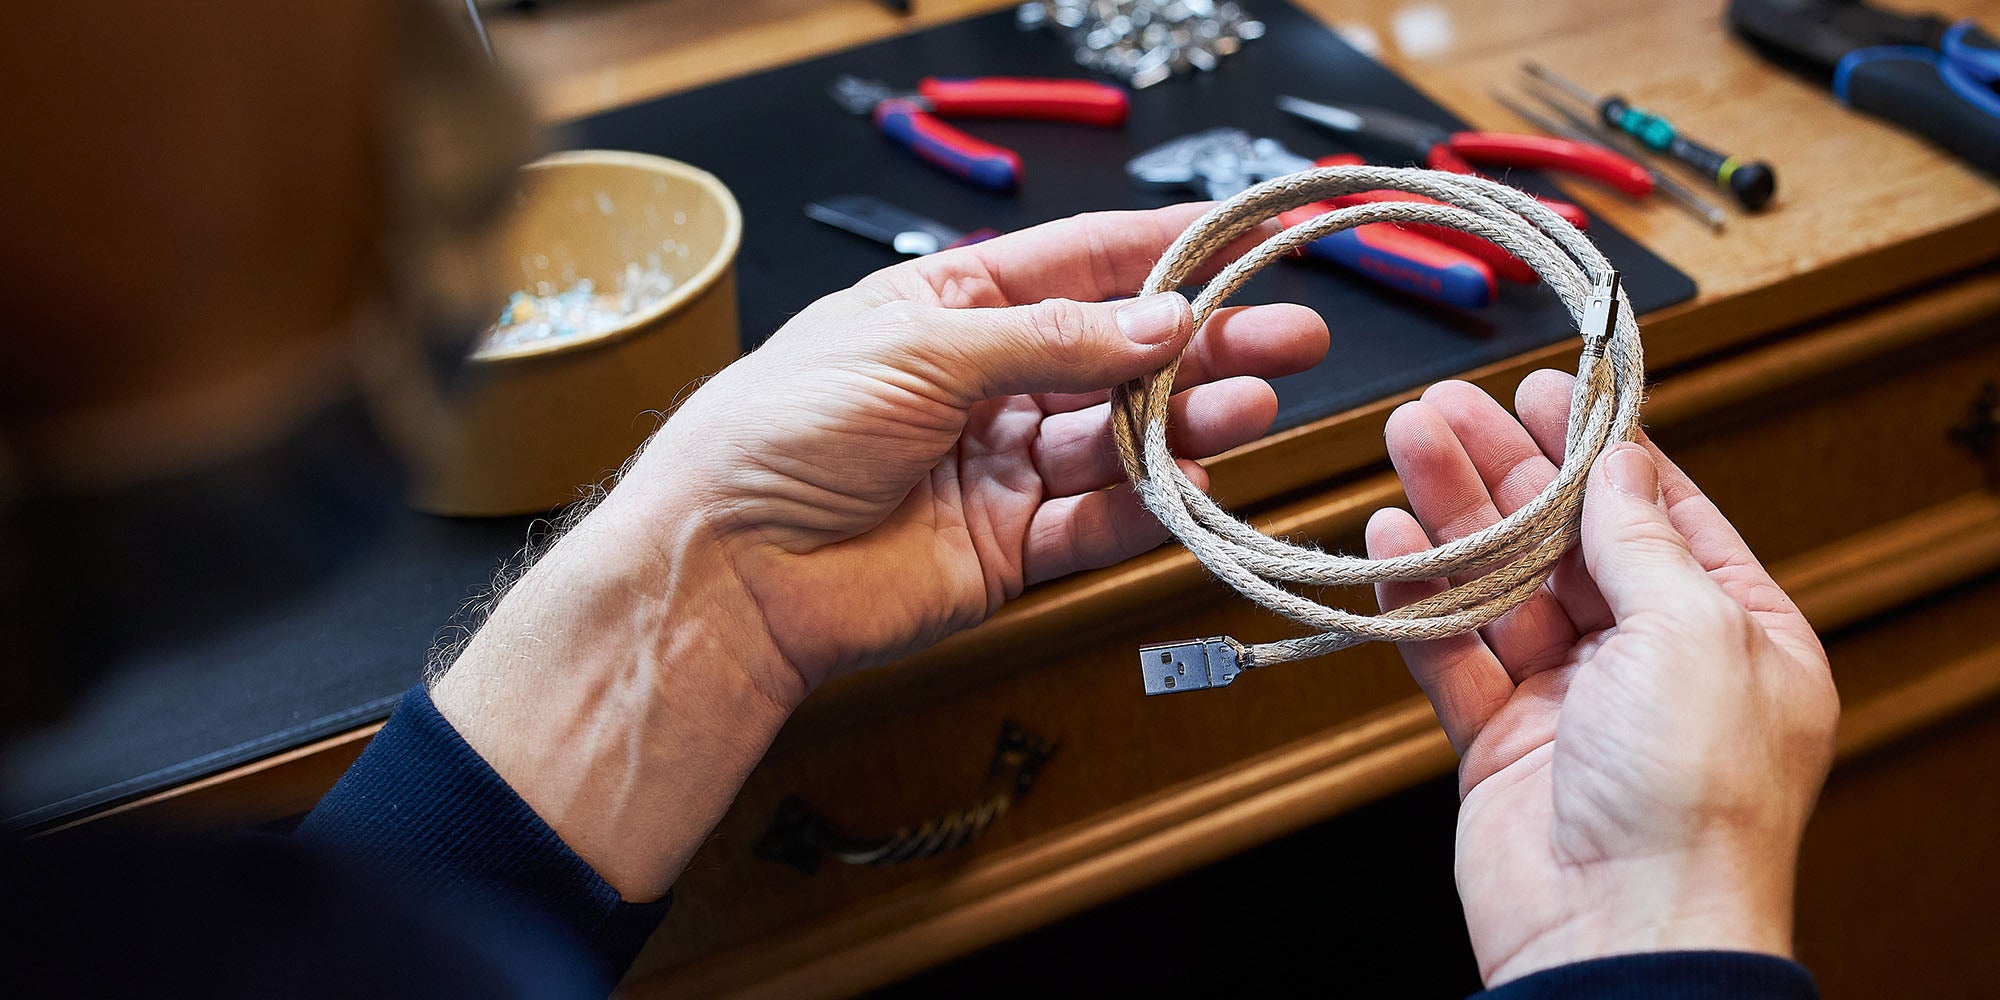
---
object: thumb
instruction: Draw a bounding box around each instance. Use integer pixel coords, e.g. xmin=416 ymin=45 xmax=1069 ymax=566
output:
xmin=1580 ymin=442 xmax=1717 ymax=624
xmin=913 ymin=292 xmax=1194 ymax=401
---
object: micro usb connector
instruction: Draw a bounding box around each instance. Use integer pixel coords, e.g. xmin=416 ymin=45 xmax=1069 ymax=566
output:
xmin=1139 ymin=636 xmax=1247 ymax=696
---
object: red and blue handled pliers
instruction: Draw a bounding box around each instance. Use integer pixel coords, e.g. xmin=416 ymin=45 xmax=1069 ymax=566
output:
xmin=1275 ymin=155 xmax=1498 ymax=309
xmin=1281 ymin=205 xmax=1500 ymax=309
xmin=830 ymin=75 xmax=1129 ymax=191
xmin=1277 ymin=95 xmax=1655 ymax=230
xmin=1299 ymin=152 xmax=1540 ymax=286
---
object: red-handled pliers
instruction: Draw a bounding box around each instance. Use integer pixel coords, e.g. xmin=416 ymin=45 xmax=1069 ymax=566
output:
xmin=1296 ymin=153 xmax=1538 ymax=285
xmin=1277 ymin=95 xmax=1654 ymax=229
xmin=831 ymin=74 xmax=1129 ymax=192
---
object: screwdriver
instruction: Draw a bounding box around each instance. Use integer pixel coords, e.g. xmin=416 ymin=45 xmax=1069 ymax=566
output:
xmin=1521 ymin=61 xmax=1776 ymax=212
xmin=1489 ymin=87 xmax=1729 ymax=233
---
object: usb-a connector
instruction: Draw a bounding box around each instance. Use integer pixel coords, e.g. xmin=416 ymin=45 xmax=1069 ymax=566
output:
xmin=1140 ymin=637 xmax=1246 ymax=696
xmin=1580 ymin=271 xmax=1621 ymax=355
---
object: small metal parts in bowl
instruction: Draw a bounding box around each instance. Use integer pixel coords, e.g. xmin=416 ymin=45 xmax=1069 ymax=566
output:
xmin=408 ymin=150 xmax=744 ymax=518
xmin=1016 ymin=0 xmax=1266 ymax=88
xmin=479 ymin=264 xmax=679 ymax=355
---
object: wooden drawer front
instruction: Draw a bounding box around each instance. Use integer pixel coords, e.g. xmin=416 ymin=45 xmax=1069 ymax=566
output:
xmin=1652 ymin=322 xmax=2000 ymax=567
xmin=627 ymin=310 xmax=2000 ymax=991
xmin=1795 ymin=571 xmax=2000 ymax=1000
xmin=637 ymin=578 xmax=1423 ymax=977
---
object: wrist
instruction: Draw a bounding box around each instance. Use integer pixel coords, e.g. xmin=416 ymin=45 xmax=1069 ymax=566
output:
xmin=589 ymin=477 xmax=811 ymax=711
xmin=1484 ymin=845 xmax=1795 ymax=987
xmin=430 ymin=486 xmax=799 ymax=901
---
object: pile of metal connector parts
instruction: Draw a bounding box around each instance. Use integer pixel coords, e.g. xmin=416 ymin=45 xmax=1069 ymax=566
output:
xmin=1015 ymin=0 xmax=1266 ymax=88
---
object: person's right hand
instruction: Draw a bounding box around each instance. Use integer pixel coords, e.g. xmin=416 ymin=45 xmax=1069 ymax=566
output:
xmin=1365 ymin=370 xmax=1840 ymax=987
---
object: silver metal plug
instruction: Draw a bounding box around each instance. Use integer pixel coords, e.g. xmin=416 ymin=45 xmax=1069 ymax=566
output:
xmin=1139 ymin=636 xmax=1245 ymax=695
xmin=1580 ymin=270 xmax=1621 ymax=355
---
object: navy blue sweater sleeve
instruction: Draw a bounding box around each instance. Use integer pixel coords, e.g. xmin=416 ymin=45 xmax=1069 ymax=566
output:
xmin=1471 ymin=951 xmax=1818 ymax=999
xmin=296 ymin=683 xmax=671 ymax=980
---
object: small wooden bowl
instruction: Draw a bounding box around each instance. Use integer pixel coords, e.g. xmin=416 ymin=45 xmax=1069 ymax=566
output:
xmin=410 ymin=150 xmax=743 ymax=516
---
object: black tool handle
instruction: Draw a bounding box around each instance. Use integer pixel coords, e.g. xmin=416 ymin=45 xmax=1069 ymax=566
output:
xmin=1667 ymin=133 xmax=1775 ymax=211
xmin=1599 ymin=96 xmax=1776 ymax=210
xmin=1948 ymin=22 xmax=1999 ymax=77
xmin=1843 ymin=54 xmax=2000 ymax=176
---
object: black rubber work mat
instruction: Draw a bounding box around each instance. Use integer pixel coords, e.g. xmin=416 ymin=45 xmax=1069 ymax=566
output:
xmin=5 ymin=1 xmax=1693 ymax=830
xmin=574 ymin=1 xmax=1695 ymax=430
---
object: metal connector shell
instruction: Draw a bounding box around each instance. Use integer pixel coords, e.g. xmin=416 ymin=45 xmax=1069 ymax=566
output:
xmin=1579 ymin=271 xmax=1621 ymax=355
xmin=1140 ymin=637 xmax=1244 ymax=695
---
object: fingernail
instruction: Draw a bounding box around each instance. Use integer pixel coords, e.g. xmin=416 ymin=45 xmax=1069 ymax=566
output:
xmin=1116 ymin=293 xmax=1188 ymax=346
xmin=1604 ymin=444 xmax=1660 ymax=503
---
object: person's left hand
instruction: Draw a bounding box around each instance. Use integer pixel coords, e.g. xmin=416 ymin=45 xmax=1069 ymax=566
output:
xmin=616 ymin=204 xmax=1329 ymax=696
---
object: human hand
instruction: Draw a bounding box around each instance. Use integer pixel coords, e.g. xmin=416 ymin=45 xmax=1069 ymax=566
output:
xmin=432 ymin=205 xmax=1325 ymax=898
xmin=1365 ymin=371 xmax=1839 ymax=986
xmin=613 ymin=204 xmax=1328 ymax=697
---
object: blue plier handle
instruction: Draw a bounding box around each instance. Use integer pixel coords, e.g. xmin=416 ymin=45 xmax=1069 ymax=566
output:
xmin=1833 ymin=19 xmax=2000 ymax=173
xmin=1942 ymin=19 xmax=2000 ymax=83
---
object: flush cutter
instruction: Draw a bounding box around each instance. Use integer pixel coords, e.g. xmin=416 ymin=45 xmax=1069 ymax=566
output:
xmin=1127 ymin=128 xmax=1498 ymax=309
xmin=805 ymin=194 xmax=1000 ymax=256
xmin=1277 ymin=95 xmax=1658 ymax=229
xmin=830 ymin=74 xmax=1129 ymax=191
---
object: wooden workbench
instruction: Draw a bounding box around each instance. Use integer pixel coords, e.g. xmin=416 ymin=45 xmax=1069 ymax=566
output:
xmin=97 ymin=1 xmax=2000 ymax=996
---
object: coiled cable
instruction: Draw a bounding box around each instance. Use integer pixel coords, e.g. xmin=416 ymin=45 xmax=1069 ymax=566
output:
xmin=1116 ymin=166 xmax=1644 ymax=689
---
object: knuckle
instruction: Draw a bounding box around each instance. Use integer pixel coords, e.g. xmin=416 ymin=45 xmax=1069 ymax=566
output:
xmin=1418 ymin=379 xmax=1482 ymax=407
xmin=1613 ymin=519 xmax=1693 ymax=563
xmin=870 ymin=298 xmax=925 ymax=337
xmin=1621 ymin=582 xmax=1745 ymax=647
xmin=1603 ymin=620 xmax=1685 ymax=668
xmin=863 ymin=300 xmax=935 ymax=360
xmin=858 ymin=300 xmax=956 ymax=383
xmin=1032 ymin=297 xmax=1095 ymax=358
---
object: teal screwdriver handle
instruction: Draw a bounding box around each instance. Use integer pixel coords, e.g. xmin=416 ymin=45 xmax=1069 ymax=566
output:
xmin=1600 ymin=96 xmax=1776 ymax=211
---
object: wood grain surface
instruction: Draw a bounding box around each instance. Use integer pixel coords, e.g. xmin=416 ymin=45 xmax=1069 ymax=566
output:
xmin=631 ymin=519 xmax=2000 ymax=999
xmin=486 ymin=0 xmax=2000 ymax=319
xmin=485 ymin=0 xmax=2000 ymax=509
xmin=64 ymin=4 xmax=2000 ymax=995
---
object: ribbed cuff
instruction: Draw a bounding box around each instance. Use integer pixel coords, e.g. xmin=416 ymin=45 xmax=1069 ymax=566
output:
xmin=1473 ymin=951 xmax=1817 ymax=1000
xmin=297 ymin=683 xmax=672 ymax=979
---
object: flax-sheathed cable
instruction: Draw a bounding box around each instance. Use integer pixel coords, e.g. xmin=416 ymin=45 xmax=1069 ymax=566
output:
xmin=1114 ymin=165 xmax=1643 ymax=673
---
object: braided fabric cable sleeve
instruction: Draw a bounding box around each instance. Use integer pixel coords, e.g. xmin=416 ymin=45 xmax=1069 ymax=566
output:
xmin=1117 ymin=166 xmax=1645 ymax=691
